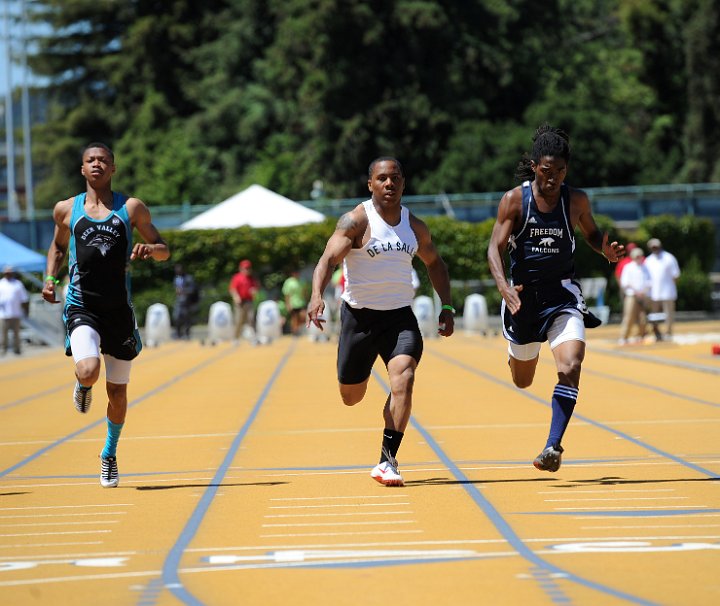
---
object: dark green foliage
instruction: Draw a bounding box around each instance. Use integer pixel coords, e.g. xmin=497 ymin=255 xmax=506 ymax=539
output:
xmin=22 ymin=0 xmax=713 ymax=208
xmin=635 ymin=215 xmax=715 ymax=273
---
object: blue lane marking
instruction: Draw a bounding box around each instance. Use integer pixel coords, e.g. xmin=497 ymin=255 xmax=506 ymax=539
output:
xmin=581 ymin=367 xmax=720 ymax=408
xmin=159 ymin=342 xmax=295 ymax=606
xmin=0 ymin=347 xmax=236 ymax=479
xmin=371 ymin=370 xmax=658 ymax=606
xmin=429 ymin=350 xmax=720 ymax=479
xmin=0 ymin=384 xmax=67 ymax=411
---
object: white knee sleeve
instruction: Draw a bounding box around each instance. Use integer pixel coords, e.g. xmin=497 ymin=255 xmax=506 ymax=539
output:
xmin=70 ymin=325 xmax=101 ymax=363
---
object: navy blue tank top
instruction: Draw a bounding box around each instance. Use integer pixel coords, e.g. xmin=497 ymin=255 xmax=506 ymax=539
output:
xmin=507 ymin=181 xmax=575 ymax=286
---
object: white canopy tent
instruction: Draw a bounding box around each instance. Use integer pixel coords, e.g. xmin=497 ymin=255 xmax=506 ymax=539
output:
xmin=180 ymin=184 xmax=325 ymax=230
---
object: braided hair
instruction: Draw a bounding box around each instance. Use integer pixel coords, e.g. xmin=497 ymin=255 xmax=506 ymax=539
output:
xmin=514 ymin=124 xmax=570 ymax=182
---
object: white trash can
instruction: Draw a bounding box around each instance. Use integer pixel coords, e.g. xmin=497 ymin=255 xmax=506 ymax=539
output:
xmin=207 ymin=301 xmax=234 ymax=345
xmin=412 ymin=295 xmax=436 ymax=338
xmin=255 ymin=300 xmax=283 ymax=344
xmin=463 ymin=293 xmax=489 ymax=334
xmin=144 ymin=303 xmax=171 ymax=347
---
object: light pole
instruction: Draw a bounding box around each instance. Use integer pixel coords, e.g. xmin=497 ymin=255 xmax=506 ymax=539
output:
xmin=2 ymin=0 xmax=19 ymax=222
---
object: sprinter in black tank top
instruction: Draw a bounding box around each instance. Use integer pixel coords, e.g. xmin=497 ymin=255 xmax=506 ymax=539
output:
xmin=488 ymin=124 xmax=625 ymax=472
xmin=42 ymin=142 xmax=170 ymax=488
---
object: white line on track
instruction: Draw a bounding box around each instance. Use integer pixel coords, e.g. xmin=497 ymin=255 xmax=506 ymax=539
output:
xmin=537 ymin=489 xmax=675 ymax=494
xmin=268 ymin=502 xmax=409 ymax=509
xmin=270 ymin=494 xmax=409 ymax=500
xmin=260 ymin=530 xmax=424 ymax=538
xmin=0 ymin=504 xmax=133 ymax=511
xmin=0 ymin=541 xmax=103 ymax=550
xmin=582 ymin=524 xmax=720 ymax=530
xmin=555 ymin=505 xmax=708 ymax=511
xmin=0 ymin=530 xmax=112 ymax=538
xmin=574 ymin=513 xmax=720 ymax=520
xmin=0 ymin=520 xmax=119 ymax=528
xmin=544 ymin=496 xmax=689 ymax=502
xmin=262 ymin=520 xmax=416 ymax=528
xmin=0 ymin=512 xmax=128 ymax=519
xmin=264 ymin=511 xmax=412 ymax=518
xmin=0 ymin=549 xmax=136 ymax=561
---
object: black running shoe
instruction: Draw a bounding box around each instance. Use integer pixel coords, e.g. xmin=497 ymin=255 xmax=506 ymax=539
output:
xmin=533 ymin=445 xmax=564 ymax=472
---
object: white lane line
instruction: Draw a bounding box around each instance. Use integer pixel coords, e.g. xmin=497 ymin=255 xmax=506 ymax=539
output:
xmin=262 ymin=520 xmax=416 ymax=528
xmin=0 ymin=504 xmax=133 ymax=512
xmin=260 ymin=530 xmax=424 ymax=538
xmin=0 ymin=549 xmax=137 ymax=561
xmin=264 ymin=511 xmax=412 ymax=519
xmin=0 ymin=512 xmax=128 ymax=519
xmin=0 ymin=530 xmax=112 ymax=538
xmin=0 ymin=433 xmax=238 ymax=447
xmin=271 ymin=494 xmax=409 ymax=500
xmin=582 ymin=524 xmax=720 ymax=530
xmin=0 ymin=521 xmax=119 ymax=528
xmin=269 ymin=502 xmax=409 ymax=509
xmin=537 ymin=489 xmax=675 ymax=495
xmin=205 ymin=535 xmax=720 ymax=551
xmin=574 ymin=513 xmax=720 ymax=520
xmin=555 ymin=505 xmax=708 ymax=511
xmin=0 ymin=541 xmax=103 ymax=550
xmin=0 ymin=569 xmax=161 ymax=587
xmin=545 ymin=497 xmax=689 ymax=503
xmin=0 ymin=476 xmax=221 ymax=489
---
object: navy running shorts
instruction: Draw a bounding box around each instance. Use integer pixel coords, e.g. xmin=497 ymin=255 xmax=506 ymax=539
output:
xmin=502 ymin=278 xmax=599 ymax=345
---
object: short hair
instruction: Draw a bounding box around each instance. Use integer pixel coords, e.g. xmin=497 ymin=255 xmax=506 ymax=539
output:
xmin=82 ymin=142 xmax=114 ymax=162
xmin=515 ymin=124 xmax=570 ymax=181
xmin=368 ymin=156 xmax=404 ymax=179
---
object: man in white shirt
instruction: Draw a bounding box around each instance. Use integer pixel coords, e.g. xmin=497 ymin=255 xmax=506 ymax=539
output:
xmin=0 ymin=265 xmax=29 ymax=355
xmin=618 ymin=247 xmax=651 ymax=344
xmin=644 ymin=238 xmax=681 ymax=340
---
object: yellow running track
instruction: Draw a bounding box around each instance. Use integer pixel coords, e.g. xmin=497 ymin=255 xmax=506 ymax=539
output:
xmin=1 ymin=322 xmax=719 ymax=606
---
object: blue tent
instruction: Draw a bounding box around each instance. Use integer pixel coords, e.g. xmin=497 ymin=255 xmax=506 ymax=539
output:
xmin=0 ymin=232 xmax=46 ymax=272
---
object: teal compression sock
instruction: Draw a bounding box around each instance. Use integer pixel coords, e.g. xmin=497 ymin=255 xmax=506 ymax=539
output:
xmin=101 ymin=418 xmax=124 ymax=459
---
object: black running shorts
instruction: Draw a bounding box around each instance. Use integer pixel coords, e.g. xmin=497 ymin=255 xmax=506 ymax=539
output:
xmin=337 ymin=302 xmax=423 ymax=385
xmin=64 ymin=304 xmax=142 ymax=361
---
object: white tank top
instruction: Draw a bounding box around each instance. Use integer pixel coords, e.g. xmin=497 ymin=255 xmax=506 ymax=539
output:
xmin=341 ymin=200 xmax=418 ymax=310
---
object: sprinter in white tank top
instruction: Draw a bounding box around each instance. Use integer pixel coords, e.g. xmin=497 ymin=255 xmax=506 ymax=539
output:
xmin=306 ymin=157 xmax=455 ymax=486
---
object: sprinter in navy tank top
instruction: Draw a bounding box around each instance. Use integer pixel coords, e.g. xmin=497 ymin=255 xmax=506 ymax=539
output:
xmin=488 ymin=125 xmax=625 ymax=472
xmin=42 ymin=143 xmax=170 ymax=488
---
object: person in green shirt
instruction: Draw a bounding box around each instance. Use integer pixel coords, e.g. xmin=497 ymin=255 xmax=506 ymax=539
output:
xmin=282 ymin=269 xmax=307 ymax=335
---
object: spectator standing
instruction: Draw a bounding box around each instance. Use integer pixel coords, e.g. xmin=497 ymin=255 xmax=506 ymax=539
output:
xmin=173 ymin=264 xmax=198 ymax=340
xmin=644 ymin=238 xmax=680 ymax=341
xmin=229 ymin=259 xmax=259 ymax=343
xmin=283 ymin=269 xmax=307 ymax=335
xmin=614 ymin=242 xmax=637 ymax=286
xmin=0 ymin=265 xmax=29 ymax=355
xmin=618 ymin=247 xmax=651 ymax=344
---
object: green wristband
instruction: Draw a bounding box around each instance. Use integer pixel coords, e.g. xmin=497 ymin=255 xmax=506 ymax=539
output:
xmin=45 ymin=275 xmax=60 ymax=284
xmin=441 ymin=304 xmax=456 ymax=314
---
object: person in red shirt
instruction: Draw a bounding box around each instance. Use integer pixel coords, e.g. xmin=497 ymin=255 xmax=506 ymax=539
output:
xmin=228 ymin=259 xmax=259 ymax=343
xmin=614 ymin=242 xmax=637 ymax=284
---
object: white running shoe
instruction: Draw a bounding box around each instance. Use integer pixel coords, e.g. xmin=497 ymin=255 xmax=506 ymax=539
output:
xmin=73 ymin=382 xmax=92 ymax=414
xmin=370 ymin=454 xmax=405 ymax=487
xmin=100 ymin=456 xmax=119 ymax=488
